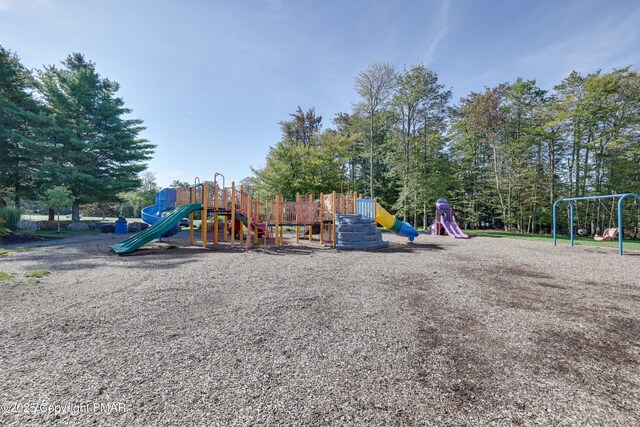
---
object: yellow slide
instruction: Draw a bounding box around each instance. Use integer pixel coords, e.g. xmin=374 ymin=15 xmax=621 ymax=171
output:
xmin=374 ymin=203 xmax=419 ymax=241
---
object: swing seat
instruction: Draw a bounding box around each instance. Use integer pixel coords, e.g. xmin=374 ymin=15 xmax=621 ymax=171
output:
xmin=594 ymin=228 xmax=618 ymax=242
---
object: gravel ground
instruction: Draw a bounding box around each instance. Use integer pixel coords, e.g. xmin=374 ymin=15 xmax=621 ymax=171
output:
xmin=1 ymin=233 xmax=639 ymax=426
xmin=1 ymin=233 xmax=118 ymax=249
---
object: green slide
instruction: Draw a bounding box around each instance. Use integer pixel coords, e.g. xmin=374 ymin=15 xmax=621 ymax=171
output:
xmin=109 ymin=203 xmax=202 ymax=255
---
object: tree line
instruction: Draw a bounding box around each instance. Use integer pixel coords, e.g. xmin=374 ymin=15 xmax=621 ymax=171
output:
xmin=250 ymin=62 xmax=640 ymax=235
xmin=0 ymin=46 xmax=153 ymax=221
xmin=3 ymin=43 xmax=638 ymax=234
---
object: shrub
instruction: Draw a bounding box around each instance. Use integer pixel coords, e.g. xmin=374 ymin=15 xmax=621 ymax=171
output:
xmin=0 ymin=219 xmax=11 ymax=237
xmin=0 ymin=208 xmax=21 ymax=231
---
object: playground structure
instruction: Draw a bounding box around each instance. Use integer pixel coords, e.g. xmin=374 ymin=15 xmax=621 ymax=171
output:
xmin=428 ymin=198 xmax=468 ymax=239
xmin=109 ymin=177 xmax=419 ymax=254
xmin=553 ymin=193 xmax=640 ymax=256
xmin=140 ymin=188 xmax=181 ymax=238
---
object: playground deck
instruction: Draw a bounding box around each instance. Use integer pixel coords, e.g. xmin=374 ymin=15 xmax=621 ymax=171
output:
xmin=1 ymin=234 xmax=638 ymax=426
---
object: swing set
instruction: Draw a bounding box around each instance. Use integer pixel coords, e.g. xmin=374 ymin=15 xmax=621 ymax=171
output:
xmin=552 ymin=193 xmax=640 ymax=256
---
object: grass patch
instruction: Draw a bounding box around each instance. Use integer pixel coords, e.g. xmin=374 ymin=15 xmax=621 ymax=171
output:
xmin=34 ymin=229 xmax=101 ymax=239
xmin=0 ymin=247 xmax=28 ymax=256
xmin=26 ymin=270 xmax=50 ymax=278
xmin=166 ymin=243 xmax=180 ymax=249
xmin=0 ymin=271 xmax=15 ymax=281
xmin=468 ymin=230 xmax=640 ymax=251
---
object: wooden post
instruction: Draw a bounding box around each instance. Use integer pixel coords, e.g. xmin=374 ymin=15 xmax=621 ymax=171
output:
xmin=254 ymin=196 xmax=259 ymax=245
xmin=320 ymin=193 xmax=324 ymax=244
xmin=279 ymin=194 xmax=284 ymax=245
xmin=264 ymin=220 xmax=268 ymax=249
xmin=332 ymin=191 xmax=337 ymax=248
xmin=231 ymin=182 xmax=236 ymax=248
xmin=213 ymin=183 xmax=219 ymax=246
xmin=295 ymin=192 xmax=300 ymax=244
xmin=239 ymin=184 xmax=244 ymax=244
xmin=223 ymin=188 xmax=228 ymax=242
xmin=273 ymin=196 xmax=280 ymax=246
xmin=246 ymin=194 xmax=252 ymax=251
xmin=309 ymin=193 xmax=313 ymax=242
xmin=189 ymin=186 xmax=195 ymax=245
xmin=353 ymin=191 xmax=357 ymax=214
xmin=201 ymin=181 xmax=208 ymax=248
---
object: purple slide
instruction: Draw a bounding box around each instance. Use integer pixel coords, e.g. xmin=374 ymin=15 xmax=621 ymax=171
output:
xmin=440 ymin=217 xmax=468 ymax=239
xmin=429 ymin=198 xmax=469 ymax=239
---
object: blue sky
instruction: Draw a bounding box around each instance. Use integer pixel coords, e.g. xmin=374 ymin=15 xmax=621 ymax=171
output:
xmin=1 ymin=0 xmax=638 ymax=187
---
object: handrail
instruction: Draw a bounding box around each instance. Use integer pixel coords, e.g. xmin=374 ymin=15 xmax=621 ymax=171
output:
xmin=553 ymin=193 xmax=640 ymax=256
xmin=214 ymin=172 xmax=225 ymax=192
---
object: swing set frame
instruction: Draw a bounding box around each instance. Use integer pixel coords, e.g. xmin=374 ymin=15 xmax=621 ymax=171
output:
xmin=553 ymin=193 xmax=640 ymax=256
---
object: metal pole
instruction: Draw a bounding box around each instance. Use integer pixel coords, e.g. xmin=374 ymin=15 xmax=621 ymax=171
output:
xmin=189 ymin=186 xmax=195 ymax=246
xmin=618 ymin=195 xmax=624 ymax=256
xmin=552 ymin=200 xmax=556 ymax=246
xmin=569 ymin=201 xmax=574 ymax=247
xmin=214 ymin=173 xmax=225 ymax=193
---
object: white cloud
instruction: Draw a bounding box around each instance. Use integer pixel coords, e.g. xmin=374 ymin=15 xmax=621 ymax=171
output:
xmin=423 ymin=0 xmax=451 ymax=64
xmin=518 ymin=5 xmax=640 ymax=84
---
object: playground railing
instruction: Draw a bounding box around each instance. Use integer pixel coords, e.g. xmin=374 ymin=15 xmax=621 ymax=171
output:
xmin=281 ymin=200 xmax=318 ymax=225
xmin=321 ymin=194 xmax=332 ymax=220
xmin=175 ymin=188 xmax=191 ymax=206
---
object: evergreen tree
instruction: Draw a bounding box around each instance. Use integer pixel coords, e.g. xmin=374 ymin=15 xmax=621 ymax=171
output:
xmin=0 ymin=46 xmax=42 ymax=207
xmin=37 ymin=53 xmax=155 ymax=220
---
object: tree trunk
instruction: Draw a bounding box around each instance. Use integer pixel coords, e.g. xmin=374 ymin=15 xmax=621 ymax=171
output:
xmin=72 ymin=200 xmax=81 ymax=222
xmin=491 ymin=144 xmax=506 ymax=229
xmin=549 ymin=136 xmax=556 ymax=205
xmin=423 ymin=201 xmax=428 ymax=230
xmin=48 ymin=208 xmax=55 ymax=221
xmin=57 ymin=212 xmax=61 ymax=233
xmin=370 ymin=112 xmax=374 ymax=199
xmin=0 ymin=198 xmax=6 ymax=208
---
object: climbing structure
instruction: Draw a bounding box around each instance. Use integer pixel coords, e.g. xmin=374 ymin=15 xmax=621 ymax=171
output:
xmin=110 ymin=173 xmax=420 ymax=254
xmin=169 ymin=180 xmax=361 ymax=251
xmin=335 ymin=215 xmax=389 ymax=250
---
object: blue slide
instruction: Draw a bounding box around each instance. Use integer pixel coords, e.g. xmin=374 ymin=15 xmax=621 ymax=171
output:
xmin=141 ymin=188 xmax=180 ymax=238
